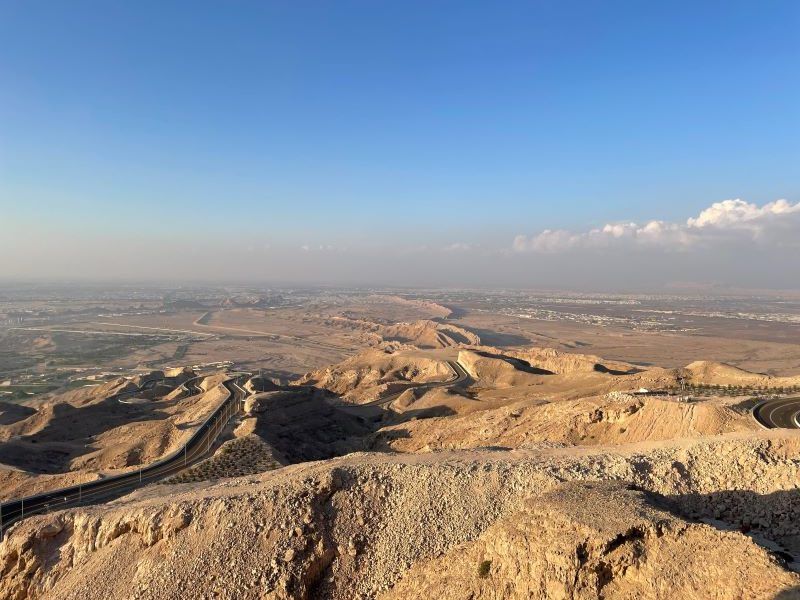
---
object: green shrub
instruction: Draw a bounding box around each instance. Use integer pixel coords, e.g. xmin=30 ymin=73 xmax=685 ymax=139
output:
xmin=478 ymin=560 xmax=492 ymax=579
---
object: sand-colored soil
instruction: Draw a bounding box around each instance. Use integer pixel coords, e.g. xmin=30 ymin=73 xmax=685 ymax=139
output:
xmin=295 ymin=348 xmax=454 ymax=404
xmin=4 ymin=433 xmax=800 ymax=599
xmin=5 ymin=313 xmax=800 ymax=600
xmin=685 ymin=360 xmax=800 ymax=388
xmin=382 ymin=480 xmax=795 ymax=600
xmin=0 ymin=372 xmax=230 ymax=500
xmin=374 ymin=392 xmax=759 ymax=452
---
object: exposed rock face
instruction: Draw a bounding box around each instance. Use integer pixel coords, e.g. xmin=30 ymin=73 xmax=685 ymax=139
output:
xmin=319 ymin=314 xmax=477 ymax=350
xmin=3 ymin=434 xmax=800 ymax=600
xmin=241 ymin=387 xmax=372 ymax=463
xmin=373 ymin=393 xmax=758 ymax=452
xmin=163 ymin=366 xmax=194 ymax=380
xmin=378 ymin=320 xmax=479 ymax=348
xmin=0 ymin=401 xmax=36 ymax=426
xmin=129 ymin=370 xmax=166 ymax=389
xmin=243 ymin=390 xmax=309 ymax=414
xmin=5 ymin=345 xmax=800 ymax=600
xmin=685 ymin=360 xmax=800 ymax=388
xmin=0 ymin=371 xmax=228 ymax=500
xmin=244 ymin=375 xmax=282 ymax=394
xmin=508 ymin=346 xmax=636 ymax=375
xmin=381 ymin=481 xmax=798 ymax=600
xmin=51 ymin=377 xmax=138 ymax=407
xmin=457 ymin=349 xmax=549 ymax=388
xmin=295 ymin=349 xmax=453 ymax=403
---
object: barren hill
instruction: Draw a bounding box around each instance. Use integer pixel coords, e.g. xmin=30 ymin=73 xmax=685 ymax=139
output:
xmin=508 ymin=346 xmax=637 ymax=375
xmin=0 ymin=372 xmax=229 ymax=500
xmin=373 ymin=392 xmax=758 ymax=452
xmin=5 ymin=343 xmax=800 ymax=599
xmin=685 ymin=360 xmax=800 ymax=388
xmin=380 ymin=320 xmax=480 ymax=348
xmin=382 ymin=481 xmax=794 ymax=600
xmin=4 ymin=433 xmax=800 ymax=599
xmin=294 ymin=349 xmax=454 ymax=404
xmin=324 ymin=316 xmax=479 ymax=349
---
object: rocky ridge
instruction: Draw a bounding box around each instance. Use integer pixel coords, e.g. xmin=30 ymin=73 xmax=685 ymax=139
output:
xmin=3 ymin=432 xmax=800 ymax=599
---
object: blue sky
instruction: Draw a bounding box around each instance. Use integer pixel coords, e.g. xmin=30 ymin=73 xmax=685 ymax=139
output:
xmin=1 ymin=1 xmax=798 ymax=286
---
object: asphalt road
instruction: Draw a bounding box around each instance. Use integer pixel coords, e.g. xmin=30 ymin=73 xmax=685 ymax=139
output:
xmin=0 ymin=362 xmax=470 ymax=534
xmin=752 ymin=398 xmax=800 ymax=429
xmin=0 ymin=376 xmax=248 ymax=536
xmin=359 ymin=360 xmax=471 ymax=408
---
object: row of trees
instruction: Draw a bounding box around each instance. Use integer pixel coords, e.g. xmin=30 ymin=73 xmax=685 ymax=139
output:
xmin=667 ymin=382 xmax=800 ymax=396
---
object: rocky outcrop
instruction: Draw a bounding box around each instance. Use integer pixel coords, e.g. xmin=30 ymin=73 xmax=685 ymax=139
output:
xmin=381 ymin=481 xmax=798 ymax=600
xmin=0 ymin=503 xmax=194 ymax=600
xmin=685 ymin=360 xmax=800 ymax=388
xmin=373 ymin=393 xmax=758 ymax=452
xmin=457 ymin=350 xmax=551 ymax=388
xmin=4 ymin=434 xmax=800 ymax=599
xmin=378 ymin=320 xmax=479 ymax=349
xmin=509 ymin=346 xmax=636 ymax=375
xmin=244 ymin=390 xmax=310 ymax=414
xmin=295 ymin=349 xmax=453 ymax=403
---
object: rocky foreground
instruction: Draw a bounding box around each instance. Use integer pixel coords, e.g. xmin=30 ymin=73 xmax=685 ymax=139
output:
xmin=4 ymin=345 xmax=800 ymax=599
xmin=3 ymin=432 xmax=800 ymax=599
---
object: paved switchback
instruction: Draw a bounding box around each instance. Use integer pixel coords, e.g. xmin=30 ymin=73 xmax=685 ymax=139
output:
xmin=0 ymin=376 xmax=249 ymax=536
xmin=360 ymin=360 xmax=471 ymax=409
xmin=752 ymin=398 xmax=800 ymax=429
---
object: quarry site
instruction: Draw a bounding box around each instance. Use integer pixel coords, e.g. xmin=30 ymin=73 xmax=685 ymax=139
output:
xmin=1 ymin=285 xmax=800 ymax=599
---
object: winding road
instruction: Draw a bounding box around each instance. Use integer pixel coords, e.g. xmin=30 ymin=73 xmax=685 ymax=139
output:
xmin=0 ymin=360 xmax=470 ymax=535
xmin=753 ymin=398 xmax=800 ymax=429
xmin=0 ymin=376 xmax=249 ymax=536
xmin=359 ymin=360 xmax=471 ymax=409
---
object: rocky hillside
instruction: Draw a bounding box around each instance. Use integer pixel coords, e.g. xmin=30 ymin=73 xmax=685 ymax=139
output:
xmin=323 ymin=316 xmax=479 ymax=349
xmin=685 ymin=360 xmax=800 ymax=388
xmin=3 ymin=433 xmax=800 ymax=599
xmin=0 ymin=372 xmax=227 ymax=500
xmin=5 ymin=345 xmax=800 ymax=600
xmin=379 ymin=320 xmax=479 ymax=348
xmin=508 ymin=346 xmax=637 ymax=375
xmin=382 ymin=481 xmax=795 ymax=600
xmin=294 ymin=349 xmax=454 ymax=404
xmin=456 ymin=348 xmax=677 ymax=394
xmin=373 ymin=392 xmax=759 ymax=452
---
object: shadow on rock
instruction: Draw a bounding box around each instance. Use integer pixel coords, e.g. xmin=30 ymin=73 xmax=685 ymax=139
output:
xmin=245 ymin=388 xmax=375 ymax=463
xmin=664 ymin=488 xmax=800 ymax=566
xmin=0 ymin=396 xmax=171 ymax=473
xmin=474 ymin=351 xmax=555 ymax=375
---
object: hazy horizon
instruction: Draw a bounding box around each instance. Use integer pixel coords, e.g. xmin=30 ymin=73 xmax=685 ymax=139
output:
xmin=2 ymin=2 xmax=798 ymax=288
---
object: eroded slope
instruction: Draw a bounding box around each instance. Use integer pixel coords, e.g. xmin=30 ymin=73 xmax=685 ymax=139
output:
xmin=4 ymin=433 xmax=800 ymax=599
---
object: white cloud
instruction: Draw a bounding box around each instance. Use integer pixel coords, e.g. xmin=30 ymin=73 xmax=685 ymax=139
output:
xmin=513 ymin=199 xmax=800 ymax=253
xmin=687 ymin=199 xmax=800 ymax=229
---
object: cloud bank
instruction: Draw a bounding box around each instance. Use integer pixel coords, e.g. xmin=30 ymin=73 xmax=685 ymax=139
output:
xmin=3 ymin=198 xmax=799 ymax=290
xmin=513 ymin=199 xmax=800 ymax=253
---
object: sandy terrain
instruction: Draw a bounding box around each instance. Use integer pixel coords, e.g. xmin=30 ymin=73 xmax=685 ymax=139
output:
xmin=457 ymin=310 xmax=800 ymax=376
xmin=0 ymin=371 xmax=230 ymax=500
xmin=4 ymin=433 xmax=800 ymax=599
xmin=296 ymin=348 xmax=455 ymax=404
xmin=375 ymin=392 xmax=759 ymax=452
xmin=5 ymin=290 xmax=800 ymax=598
